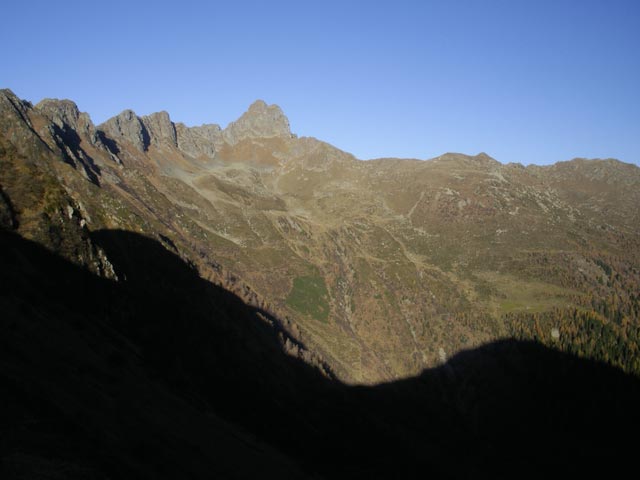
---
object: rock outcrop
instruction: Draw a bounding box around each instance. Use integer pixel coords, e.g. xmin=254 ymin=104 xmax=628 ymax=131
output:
xmin=99 ymin=109 xmax=149 ymax=152
xmin=87 ymin=99 xmax=291 ymax=157
xmin=141 ymin=111 xmax=177 ymax=148
xmin=222 ymin=100 xmax=291 ymax=145
xmin=35 ymin=98 xmax=97 ymax=144
xmin=0 ymin=89 xmax=48 ymax=159
xmin=175 ymin=122 xmax=222 ymax=158
xmin=0 ymin=89 xmax=34 ymax=129
xmin=98 ymin=109 xmax=220 ymax=156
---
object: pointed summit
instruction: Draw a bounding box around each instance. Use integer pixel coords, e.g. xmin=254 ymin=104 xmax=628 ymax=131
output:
xmin=222 ymin=100 xmax=291 ymax=145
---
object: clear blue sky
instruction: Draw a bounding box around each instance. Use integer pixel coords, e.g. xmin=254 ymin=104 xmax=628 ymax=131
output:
xmin=2 ymin=0 xmax=639 ymax=165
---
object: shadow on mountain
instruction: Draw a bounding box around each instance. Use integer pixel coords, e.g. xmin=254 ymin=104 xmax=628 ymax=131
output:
xmin=50 ymin=124 xmax=101 ymax=186
xmin=96 ymin=129 xmax=120 ymax=156
xmin=1 ymin=228 xmax=639 ymax=479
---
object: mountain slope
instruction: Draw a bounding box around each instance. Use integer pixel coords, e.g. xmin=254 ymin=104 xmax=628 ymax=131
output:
xmin=2 ymin=228 xmax=640 ymax=479
xmin=0 ymin=229 xmax=312 ymax=479
xmin=1 ymin=88 xmax=639 ymax=385
xmin=2 ymin=88 xmax=640 ymax=478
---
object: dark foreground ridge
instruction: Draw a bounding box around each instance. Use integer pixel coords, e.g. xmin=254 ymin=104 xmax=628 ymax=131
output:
xmin=2 ymin=229 xmax=639 ymax=479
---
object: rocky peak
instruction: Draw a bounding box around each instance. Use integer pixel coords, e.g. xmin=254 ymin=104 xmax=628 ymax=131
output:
xmin=222 ymin=100 xmax=291 ymax=145
xmin=99 ymin=110 xmax=149 ymax=152
xmin=35 ymin=98 xmax=96 ymax=142
xmin=141 ymin=111 xmax=177 ymax=148
xmin=35 ymin=99 xmax=80 ymax=127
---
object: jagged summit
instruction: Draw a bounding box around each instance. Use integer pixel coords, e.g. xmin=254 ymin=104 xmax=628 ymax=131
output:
xmin=99 ymin=109 xmax=149 ymax=152
xmin=35 ymin=98 xmax=97 ymax=142
xmin=97 ymin=109 xmax=180 ymax=151
xmin=222 ymin=99 xmax=292 ymax=145
xmin=94 ymin=99 xmax=292 ymax=155
xmin=35 ymin=98 xmax=81 ymax=125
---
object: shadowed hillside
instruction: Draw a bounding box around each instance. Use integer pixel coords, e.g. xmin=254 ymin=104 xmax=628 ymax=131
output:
xmin=2 ymin=228 xmax=639 ymax=479
xmin=3 ymin=88 xmax=639 ymax=384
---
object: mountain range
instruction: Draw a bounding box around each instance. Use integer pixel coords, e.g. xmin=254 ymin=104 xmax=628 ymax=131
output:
xmin=1 ymin=88 xmax=639 ymax=478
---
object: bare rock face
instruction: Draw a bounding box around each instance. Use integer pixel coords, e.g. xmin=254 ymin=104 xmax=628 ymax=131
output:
xmin=141 ymin=111 xmax=177 ymax=148
xmin=0 ymin=89 xmax=33 ymax=128
xmin=99 ymin=110 xmax=148 ymax=152
xmin=175 ymin=122 xmax=222 ymax=158
xmin=31 ymin=99 xmax=102 ymax=184
xmin=0 ymin=89 xmax=42 ymax=156
xmin=222 ymin=100 xmax=291 ymax=145
xmin=36 ymin=99 xmax=81 ymax=130
xmin=93 ymin=100 xmax=291 ymax=156
xmin=0 ymin=90 xmax=70 ymax=162
xmin=35 ymin=98 xmax=97 ymax=144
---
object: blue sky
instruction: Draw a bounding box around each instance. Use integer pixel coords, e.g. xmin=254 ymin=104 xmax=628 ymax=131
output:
xmin=2 ymin=0 xmax=639 ymax=165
